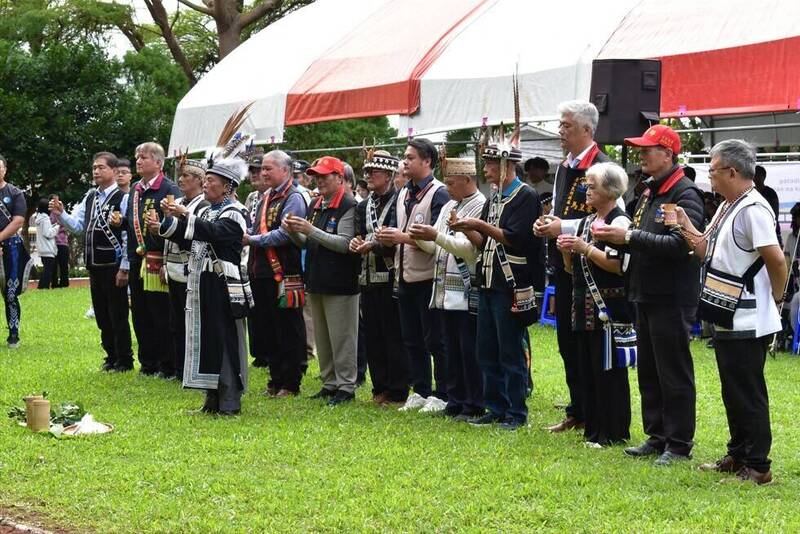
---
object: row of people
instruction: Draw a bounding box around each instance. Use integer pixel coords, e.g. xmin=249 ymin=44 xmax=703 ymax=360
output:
xmin=41 ymin=98 xmax=784 ymax=485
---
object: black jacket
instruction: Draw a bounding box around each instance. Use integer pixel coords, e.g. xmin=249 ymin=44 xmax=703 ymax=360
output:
xmin=627 ymin=167 xmax=705 ymax=305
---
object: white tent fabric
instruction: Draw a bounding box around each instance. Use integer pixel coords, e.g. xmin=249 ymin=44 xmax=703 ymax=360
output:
xmin=398 ymin=0 xmax=640 ymax=136
xmin=168 ymin=0 xmax=390 ymax=153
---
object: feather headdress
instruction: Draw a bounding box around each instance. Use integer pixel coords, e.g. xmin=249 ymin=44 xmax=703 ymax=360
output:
xmin=362 ymin=138 xmax=399 ymax=173
xmin=175 ymin=146 xmax=207 ymax=177
xmin=205 ymin=103 xmax=255 ymax=186
xmin=481 ymin=71 xmax=522 ymax=163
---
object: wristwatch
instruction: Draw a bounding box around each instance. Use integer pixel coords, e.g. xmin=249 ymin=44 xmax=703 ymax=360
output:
xmin=624 ymin=229 xmax=633 ymax=244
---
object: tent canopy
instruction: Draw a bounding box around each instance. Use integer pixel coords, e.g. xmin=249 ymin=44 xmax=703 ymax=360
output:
xmin=169 ymin=0 xmax=800 ymax=154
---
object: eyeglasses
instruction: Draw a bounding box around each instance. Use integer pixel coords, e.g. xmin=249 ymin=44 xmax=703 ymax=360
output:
xmin=708 ymin=166 xmax=732 ymax=175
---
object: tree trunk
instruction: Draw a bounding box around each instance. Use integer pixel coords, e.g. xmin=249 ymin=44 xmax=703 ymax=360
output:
xmin=215 ymin=0 xmax=243 ymax=60
xmin=144 ymin=0 xmax=198 ymax=86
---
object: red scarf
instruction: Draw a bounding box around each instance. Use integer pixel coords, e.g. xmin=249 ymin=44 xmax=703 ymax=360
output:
xmin=575 ymin=143 xmax=601 ymax=170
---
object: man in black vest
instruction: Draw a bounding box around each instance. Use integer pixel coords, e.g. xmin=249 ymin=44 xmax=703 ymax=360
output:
xmin=51 ymin=151 xmax=133 ymax=371
xmin=594 ymin=124 xmax=705 ymax=466
xmin=284 ymin=156 xmax=361 ymax=406
xmin=534 ymin=100 xmax=608 ymax=433
xmin=117 ymin=142 xmax=181 ymax=378
xmin=244 ymin=150 xmax=308 ymax=397
xmin=350 ymin=149 xmax=409 ymax=405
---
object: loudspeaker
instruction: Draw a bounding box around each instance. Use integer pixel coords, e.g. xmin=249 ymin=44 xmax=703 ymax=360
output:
xmin=590 ymin=59 xmax=661 ymax=145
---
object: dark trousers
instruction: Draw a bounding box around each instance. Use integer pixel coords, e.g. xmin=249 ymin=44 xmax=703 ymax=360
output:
xmin=54 ymin=244 xmax=70 ymax=287
xmin=1 ymin=240 xmax=23 ymax=338
xmin=89 ymin=266 xmax=132 ymax=367
xmin=356 ymin=309 xmax=367 ymax=383
xmin=555 ymin=268 xmax=583 ymax=421
xmin=129 ymin=261 xmax=174 ymax=374
xmin=476 ymin=289 xmax=528 ymax=423
xmin=168 ymin=279 xmax=188 ymax=378
xmin=261 ymin=277 xmax=306 ymax=392
xmin=249 ymin=277 xmax=272 ymax=366
xmin=362 ymin=285 xmax=409 ymax=401
xmin=397 ymin=280 xmax=448 ymax=399
xmin=443 ymin=310 xmax=483 ymax=415
xmin=636 ymin=303 xmax=696 ymax=456
xmin=715 ymin=337 xmax=772 ymax=473
xmin=38 ymin=257 xmax=55 ymax=289
xmin=576 ymin=330 xmax=631 ymax=444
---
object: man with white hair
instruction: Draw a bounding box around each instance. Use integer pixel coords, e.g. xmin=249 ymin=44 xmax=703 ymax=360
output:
xmin=676 ymin=139 xmax=785 ymax=485
xmin=534 ymin=100 xmax=609 ymax=433
xmin=118 ymin=142 xmax=181 ymax=377
xmin=244 ymin=150 xmax=308 ymax=397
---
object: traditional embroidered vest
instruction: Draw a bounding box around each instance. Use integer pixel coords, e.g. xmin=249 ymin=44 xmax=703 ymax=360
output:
xmin=360 ymin=189 xmax=397 ymax=287
xmin=572 ymin=208 xmax=632 ymax=331
xmin=430 ymin=192 xmax=485 ymax=311
xmin=83 ymin=188 xmax=125 ymax=268
xmin=477 ymin=184 xmax=532 ymax=290
xmin=305 ymin=188 xmax=360 ymax=295
xmin=395 ymin=178 xmax=446 ymax=283
xmin=706 ymin=191 xmax=781 ymax=339
xmin=550 ymin=147 xmax=608 ymax=269
xmin=249 ymin=184 xmax=304 ymax=279
xmin=165 ymin=194 xmax=207 ymax=283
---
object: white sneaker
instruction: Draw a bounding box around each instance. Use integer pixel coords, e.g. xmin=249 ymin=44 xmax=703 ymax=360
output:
xmin=584 ymin=441 xmax=603 ymax=449
xmin=84 ymin=306 xmax=95 ymax=319
xmin=398 ymin=393 xmax=427 ymax=412
xmin=419 ymin=396 xmax=447 ymax=413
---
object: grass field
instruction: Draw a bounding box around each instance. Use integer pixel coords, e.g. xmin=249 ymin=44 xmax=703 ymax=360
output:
xmin=1 ymin=287 xmax=799 ymax=533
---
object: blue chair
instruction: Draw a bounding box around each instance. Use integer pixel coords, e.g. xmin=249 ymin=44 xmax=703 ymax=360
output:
xmin=539 ymin=285 xmax=557 ymax=327
xmin=792 ymin=314 xmax=800 ymax=354
xmin=691 ymin=321 xmax=702 ymax=339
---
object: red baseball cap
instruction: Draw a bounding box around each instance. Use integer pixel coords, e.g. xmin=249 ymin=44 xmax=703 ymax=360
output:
xmin=624 ymin=124 xmax=681 ymax=154
xmin=306 ymin=156 xmax=344 ymax=177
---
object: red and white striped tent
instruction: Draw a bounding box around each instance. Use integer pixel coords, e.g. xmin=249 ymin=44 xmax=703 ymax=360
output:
xmin=168 ymin=0 xmax=800 ymax=154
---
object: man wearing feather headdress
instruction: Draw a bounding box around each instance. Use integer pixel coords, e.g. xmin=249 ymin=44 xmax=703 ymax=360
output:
xmin=449 ymin=79 xmax=540 ymax=429
xmin=51 ymin=151 xmax=133 ymax=371
xmin=158 ymin=116 xmax=253 ymax=415
xmin=115 ymin=142 xmax=181 ymax=378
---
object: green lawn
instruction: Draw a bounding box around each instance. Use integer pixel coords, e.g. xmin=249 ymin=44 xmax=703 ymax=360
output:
xmin=1 ymin=287 xmax=799 ymax=533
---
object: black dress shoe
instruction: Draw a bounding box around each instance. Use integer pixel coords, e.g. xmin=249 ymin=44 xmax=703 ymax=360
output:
xmin=654 ymin=450 xmax=692 ymax=466
xmin=468 ymin=413 xmax=502 ymax=426
xmin=112 ymin=362 xmax=133 ymax=372
xmin=499 ymin=418 xmax=526 ymax=431
xmin=101 ymin=361 xmax=116 ymax=372
xmin=140 ymin=368 xmax=159 ymax=376
xmin=327 ymin=390 xmax=355 ymax=406
xmin=309 ymin=388 xmax=335 ymax=399
xmin=624 ymin=442 xmax=663 ymax=457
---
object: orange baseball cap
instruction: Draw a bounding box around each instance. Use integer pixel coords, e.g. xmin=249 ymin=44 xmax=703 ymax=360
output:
xmin=306 ymin=156 xmax=344 ymax=176
xmin=624 ymin=124 xmax=681 ymax=153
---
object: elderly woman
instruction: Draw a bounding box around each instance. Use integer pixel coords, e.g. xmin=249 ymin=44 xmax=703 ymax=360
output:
xmin=284 ymin=156 xmax=361 ymax=407
xmin=157 ymin=154 xmax=250 ymax=416
xmin=557 ymin=162 xmax=632 ymax=446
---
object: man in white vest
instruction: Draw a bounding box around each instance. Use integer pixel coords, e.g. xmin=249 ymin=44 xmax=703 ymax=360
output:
xmin=409 ymin=156 xmax=486 ymax=418
xmin=677 ymin=139 xmax=786 ymax=485
xmin=376 ymin=138 xmax=450 ymax=411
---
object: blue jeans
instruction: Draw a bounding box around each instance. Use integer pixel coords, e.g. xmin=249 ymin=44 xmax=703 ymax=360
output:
xmin=476 ymin=289 xmax=528 ymax=423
